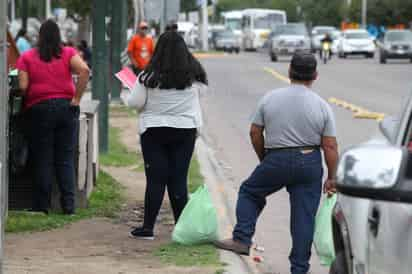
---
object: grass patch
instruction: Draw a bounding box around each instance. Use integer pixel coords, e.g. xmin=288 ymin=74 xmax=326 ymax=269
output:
xmin=188 ymin=157 xmax=204 ymax=193
xmin=6 ymin=170 xmax=124 ymax=233
xmin=100 ymin=126 xmax=140 ymax=167
xmin=153 ymin=243 xmax=221 ymax=267
xmin=153 ymin=156 xmax=222 ymax=269
xmin=110 ymin=105 xmax=137 ymax=118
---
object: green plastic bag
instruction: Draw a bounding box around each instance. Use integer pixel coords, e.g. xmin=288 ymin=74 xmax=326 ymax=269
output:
xmin=314 ymin=194 xmax=337 ymax=266
xmin=172 ymin=185 xmax=218 ymax=245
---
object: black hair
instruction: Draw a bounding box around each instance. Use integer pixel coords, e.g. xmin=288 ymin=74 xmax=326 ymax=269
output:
xmin=16 ymin=28 xmax=27 ymax=40
xmin=80 ymin=40 xmax=88 ymax=49
xmin=139 ymin=31 xmax=208 ymax=90
xmin=37 ymin=19 xmax=62 ymax=62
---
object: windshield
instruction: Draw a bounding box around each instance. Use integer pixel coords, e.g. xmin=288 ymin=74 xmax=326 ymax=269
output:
xmin=254 ymin=14 xmax=285 ymax=29
xmin=346 ymin=32 xmax=370 ymax=39
xmin=315 ymin=28 xmax=335 ymax=35
xmin=226 ymin=18 xmax=242 ymax=31
xmin=386 ymin=31 xmax=412 ymax=42
xmin=217 ymin=31 xmax=235 ymax=39
xmin=276 ymin=24 xmax=307 ymax=36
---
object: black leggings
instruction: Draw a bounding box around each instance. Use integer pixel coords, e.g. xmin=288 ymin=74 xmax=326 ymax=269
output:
xmin=140 ymin=127 xmax=197 ymax=230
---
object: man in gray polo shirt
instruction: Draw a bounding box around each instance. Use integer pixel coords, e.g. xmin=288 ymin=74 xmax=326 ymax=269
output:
xmin=215 ymin=53 xmax=338 ymax=274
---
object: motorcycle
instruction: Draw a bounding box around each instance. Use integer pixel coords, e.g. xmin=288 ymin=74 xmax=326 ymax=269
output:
xmin=321 ymin=42 xmax=331 ymax=64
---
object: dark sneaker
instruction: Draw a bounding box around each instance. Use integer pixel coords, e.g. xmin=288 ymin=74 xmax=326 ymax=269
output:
xmin=130 ymin=227 xmax=154 ymax=240
xmin=214 ymin=239 xmax=250 ymax=256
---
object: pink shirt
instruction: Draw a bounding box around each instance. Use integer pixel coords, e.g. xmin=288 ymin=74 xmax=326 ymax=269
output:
xmin=16 ymin=47 xmax=77 ymax=109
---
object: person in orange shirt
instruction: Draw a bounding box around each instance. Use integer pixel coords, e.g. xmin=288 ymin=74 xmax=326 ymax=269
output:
xmin=128 ymin=22 xmax=154 ymax=75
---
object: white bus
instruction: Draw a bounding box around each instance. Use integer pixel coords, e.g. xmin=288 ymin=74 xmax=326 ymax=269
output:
xmin=222 ymin=10 xmax=243 ymax=36
xmin=241 ymin=9 xmax=287 ymax=50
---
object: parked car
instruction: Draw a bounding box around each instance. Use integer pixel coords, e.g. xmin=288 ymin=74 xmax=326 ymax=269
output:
xmin=214 ymin=30 xmax=240 ymax=53
xmin=330 ymin=94 xmax=412 ymax=274
xmin=378 ymin=30 xmax=412 ymax=64
xmin=311 ymin=26 xmax=337 ymax=53
xmin=269 ymin=23 xmax=311 ymax=62
xmin=338 ymin=29 xmax=376 ymax=58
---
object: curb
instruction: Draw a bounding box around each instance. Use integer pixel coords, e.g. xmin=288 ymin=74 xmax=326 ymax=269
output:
xmin=195 ymin=136 xmax=261 ymax=274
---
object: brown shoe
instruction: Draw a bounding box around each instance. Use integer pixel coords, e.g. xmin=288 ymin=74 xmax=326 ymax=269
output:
xmin=213 ymin=238 xmax=250 ymax=256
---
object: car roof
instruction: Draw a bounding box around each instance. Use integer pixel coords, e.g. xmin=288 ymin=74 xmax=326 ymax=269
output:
xmin=313 ymin=26 xmax=336 ymax=30
xmin=386 ymin=29 xmax=412 ymax=33
xmin=343 ymin=29 xmax=368 ymax=33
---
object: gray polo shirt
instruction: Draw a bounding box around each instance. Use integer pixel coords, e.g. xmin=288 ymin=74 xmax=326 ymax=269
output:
xmin=252 ymin=84 xmax=336 ymax=148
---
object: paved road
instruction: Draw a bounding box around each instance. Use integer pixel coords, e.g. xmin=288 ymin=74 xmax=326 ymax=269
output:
xmin=199 ymin=52 xmax=411 ymax=274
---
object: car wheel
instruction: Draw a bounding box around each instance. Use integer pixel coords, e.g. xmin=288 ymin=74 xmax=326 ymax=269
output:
xmin=410 ymin=58 xmax=412 ymax=63
xmin=367 ymin=53 xmax=374 ymax=58
xmin=342 ymin=53 xmax=347 ymax=59
xmin=380 ymin=55 xmax=387 ymax=64
xmin=329 ymin=251 xmax=348 ymax=274
xmin=235 ymin=48 xmax=240 ymax=54
xmin=271 ymin=53 xmax=278 ymax=62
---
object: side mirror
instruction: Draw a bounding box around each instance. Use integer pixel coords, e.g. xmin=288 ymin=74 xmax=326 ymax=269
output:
xmin=336 ymin=144 xmax=412 ymax=203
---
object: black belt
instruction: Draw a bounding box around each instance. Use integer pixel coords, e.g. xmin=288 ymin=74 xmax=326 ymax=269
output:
xmin=266 ymin=146 xmax=320 ymax=152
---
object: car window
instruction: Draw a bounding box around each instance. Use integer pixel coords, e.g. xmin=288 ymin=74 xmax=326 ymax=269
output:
xmin=386 ymin=31 xmax=412 ymax=42
xmin=315 ymin=28 xmax=335 ymax=35
xmin=276 ymin=24 xmax=307 ymax=36
xmin=345 ymin=32 xmax=370 ymax=39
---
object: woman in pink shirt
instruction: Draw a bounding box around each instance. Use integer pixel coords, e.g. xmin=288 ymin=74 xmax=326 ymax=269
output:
xmin=16 ymin=20 xmax=90 ymax=215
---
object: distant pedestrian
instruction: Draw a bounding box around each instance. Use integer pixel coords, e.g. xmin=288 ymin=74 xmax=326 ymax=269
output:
xmin=15 ymin=19 xmax=90 ymax=215
xmin=123 ymin=31 xmax=208 ymax=240
xmin=214 ymin=52 xmax=338 ymax=274
xmin=77 ymin=40 xmax=92 ymax=68
xmin=127 ymin=21 xmax=154 ymax=75
xmin=15 ymin=28 xmax=31 ymax=53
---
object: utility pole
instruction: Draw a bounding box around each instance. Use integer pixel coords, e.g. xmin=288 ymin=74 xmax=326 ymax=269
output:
xmin=22 ymin=0 xmax=28 ymax=30
xmin=110 ymin=0 xmax=125 ymax=100
xmin=0 ymin=0 xmax=8 ymax=272
xmin=92 ymin=0 xmax=109 ymax=153
xmin=10 ymin=0 xmax=16 ymax=21
xmin=45 ymin=0 xmax=52 ymax=19
xmin=160 ymin=0 xmax=166 ymax=32
xmin=361 ymin=0 xmax=367 ymax=28
xmin=201 ymin=0 xmax=208 ymax=51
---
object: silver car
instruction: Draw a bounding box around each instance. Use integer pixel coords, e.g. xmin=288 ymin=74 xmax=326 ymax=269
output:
xmin=330 ymin=94 xmax=412 ymax=274
xmin=214 ymin=30 xmax=240 ymax=53
xmin=269 ymin=23 xmax=311 ymax=62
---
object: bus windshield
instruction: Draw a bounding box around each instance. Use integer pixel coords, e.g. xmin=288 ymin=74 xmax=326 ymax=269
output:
xmin=226 ymin=18 xmax=242 ymax=31
xmin=254 ymin=13 xmax=285 ymax=29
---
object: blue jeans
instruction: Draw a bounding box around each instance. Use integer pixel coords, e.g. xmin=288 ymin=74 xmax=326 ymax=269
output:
xmin=26 ymin=98 xmax=79 ymax=213
xmin=233 ymin=148 xmax=323 ymax=274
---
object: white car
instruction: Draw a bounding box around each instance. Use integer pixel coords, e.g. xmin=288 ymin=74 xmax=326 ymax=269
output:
xmin=331 ymin=30 xmax=342 ymax=55
xmin=338 ymin=29 xmax=376 ymax=58
xmin=330 ymin=94 xmax=412 ymax=274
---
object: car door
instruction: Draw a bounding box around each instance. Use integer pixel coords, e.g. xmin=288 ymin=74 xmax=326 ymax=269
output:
xmin=368 ymin=99 xmax=412 ymax=274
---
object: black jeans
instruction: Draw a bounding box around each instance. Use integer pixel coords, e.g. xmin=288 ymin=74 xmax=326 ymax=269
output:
xmin=140 ymin=127 xmax=197 ymax=230
xmin=26 ymin=98 xmax=79 ymax=213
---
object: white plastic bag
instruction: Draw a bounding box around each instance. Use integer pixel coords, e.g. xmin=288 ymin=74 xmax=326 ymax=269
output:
xmin=120 ymin=79 xmax=147 ymax=111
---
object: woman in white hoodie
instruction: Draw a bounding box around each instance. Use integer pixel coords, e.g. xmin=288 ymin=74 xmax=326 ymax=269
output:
xmin=123 ymin=31 xmax=208 ymax=240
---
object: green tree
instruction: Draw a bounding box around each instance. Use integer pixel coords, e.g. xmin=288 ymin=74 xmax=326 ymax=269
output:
xmin=181 ymin=0 xmax=198 ymax=12
xmin=299 ymin=0 xmax=344 ymax=27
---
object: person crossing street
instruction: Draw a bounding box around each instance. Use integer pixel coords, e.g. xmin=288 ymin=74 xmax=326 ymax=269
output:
xmin=214 ymin=52 xmax=338 ymax=274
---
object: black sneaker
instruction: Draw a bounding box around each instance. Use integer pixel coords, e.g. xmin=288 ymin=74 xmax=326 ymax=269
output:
xmin=130 ymin=227 xmax=154 ymax=240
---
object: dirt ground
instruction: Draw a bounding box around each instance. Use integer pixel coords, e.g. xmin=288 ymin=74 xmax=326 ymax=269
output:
xmin=4 ymin=109 xmax=218 ymax=274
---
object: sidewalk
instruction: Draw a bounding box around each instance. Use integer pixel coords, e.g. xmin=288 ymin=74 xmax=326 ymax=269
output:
xmin=4 ymin=105 xmax=222 ymax=274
